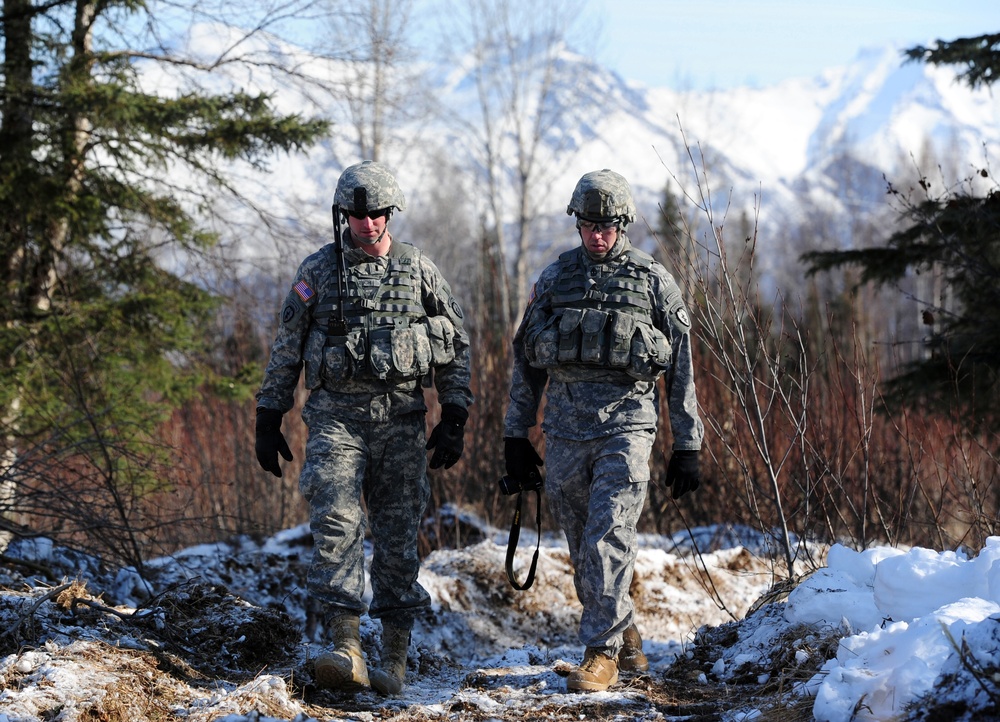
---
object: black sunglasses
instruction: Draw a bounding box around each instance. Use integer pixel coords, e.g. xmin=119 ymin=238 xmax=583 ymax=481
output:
xmin=346 ymin=208 xmax=390 ymax=221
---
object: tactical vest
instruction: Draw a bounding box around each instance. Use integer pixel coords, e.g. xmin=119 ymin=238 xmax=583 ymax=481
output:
xmin=309 ymin=243 xmax=456 ymax=385
xmin=525 ymin=247 xmax=671 ymax=382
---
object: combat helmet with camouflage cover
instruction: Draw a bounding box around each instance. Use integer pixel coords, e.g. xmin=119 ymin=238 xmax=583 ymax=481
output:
xmin=566 ymin=169 xmax=636 ymax=226
xmin=334 ymin=160 xmax=406 ymax=215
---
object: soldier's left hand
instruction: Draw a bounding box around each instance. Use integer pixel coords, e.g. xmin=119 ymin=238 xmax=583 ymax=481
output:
xmin=255 ymin=407 xmax=293 ymax=478
xmin=427 ymin=404 xmax=469 ymax=469
xmin=665 ymin=449 xmax=700 ymax=499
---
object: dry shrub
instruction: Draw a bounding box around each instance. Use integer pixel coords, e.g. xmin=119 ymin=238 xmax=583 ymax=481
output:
xmin=137 ymin=580 xmax=300 ymax=678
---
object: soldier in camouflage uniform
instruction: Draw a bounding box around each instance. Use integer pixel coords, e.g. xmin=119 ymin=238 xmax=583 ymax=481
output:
xmin=254 ymin=160 xmax=473 ymax=695
xmin=503 ymin=169 xmax=703 ymax=692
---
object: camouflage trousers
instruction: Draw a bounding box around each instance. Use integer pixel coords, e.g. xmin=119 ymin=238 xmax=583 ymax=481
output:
xmin=299 ymin=402 xmax=431 ymax=628
xmin=544 ymin=430 xmax=653 ymax=654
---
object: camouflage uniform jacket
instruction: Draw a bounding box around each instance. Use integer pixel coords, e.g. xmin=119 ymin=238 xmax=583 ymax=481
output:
xmin=504 ymin=235 xmax=703 ymax=447
xmin=257 ymin=233 xmax=473 ymax=421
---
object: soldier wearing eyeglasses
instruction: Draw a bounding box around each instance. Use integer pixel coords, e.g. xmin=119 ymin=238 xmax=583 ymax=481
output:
xmin=254 ymin=160 xmax=473 ymax=695
xmin=503 ymin=168 xmax=703 ymax=692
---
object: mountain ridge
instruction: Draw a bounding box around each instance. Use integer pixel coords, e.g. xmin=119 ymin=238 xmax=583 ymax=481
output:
xmin=419 ymin=40 xmax=999 ymax=241
xmin=160 ymin=31 xmax=1000 ymax=273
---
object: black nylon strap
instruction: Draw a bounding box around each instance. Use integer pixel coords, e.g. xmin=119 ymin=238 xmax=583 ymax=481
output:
xmin=505 ymin=489 xmax=542 ymax=590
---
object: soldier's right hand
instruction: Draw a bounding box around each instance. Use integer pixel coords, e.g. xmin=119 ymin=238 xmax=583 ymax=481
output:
xmin=255 ymin=407 xmax=293 ymax=477
xmin=665 ymin=449 xmax=700 ymax=499
xmin=503 ymin=437 xmax=543 ymax=487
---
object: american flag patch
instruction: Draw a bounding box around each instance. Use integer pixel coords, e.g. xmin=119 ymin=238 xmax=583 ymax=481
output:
xmin=293 ymin=280 xmax=314 ymax=302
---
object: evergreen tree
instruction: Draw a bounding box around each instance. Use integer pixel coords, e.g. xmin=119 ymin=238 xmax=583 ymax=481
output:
xmin=904 ymin=33 xmax=1000 ymax=89
xmin=0 ymin=0 xmax=328 ymax=557
xmin=802 ymin=33 xmax=1000 ymax=422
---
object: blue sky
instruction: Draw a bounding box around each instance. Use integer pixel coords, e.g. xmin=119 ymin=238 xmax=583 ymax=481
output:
xmin=595 ymin=0 xmax=1000 ymax=90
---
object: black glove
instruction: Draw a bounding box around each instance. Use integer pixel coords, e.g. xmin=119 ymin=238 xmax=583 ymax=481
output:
xmin=666 ymin=449 xmax=700 ymax=499
xmin=504 ymin=436 xmax=543 ymax=486
xmin=426 ymin=404 xmax=468 ymax=469
xmin=255 ymin=407 xmax=293 ymax=478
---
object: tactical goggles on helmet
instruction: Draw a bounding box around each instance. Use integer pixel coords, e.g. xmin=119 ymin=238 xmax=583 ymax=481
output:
xmin=576 ymin=218 xmax=620 ymax=233
xmin=344 ymin=207 xmax=391 ymax=221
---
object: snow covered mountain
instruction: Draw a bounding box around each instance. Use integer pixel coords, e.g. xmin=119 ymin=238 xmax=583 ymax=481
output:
xmin=425 ymin=42 xmax=999 ymax=284
xmin=170 ymin=31 xmax=1000 ymax=277
xmin=506 ymin=42 xmax=999 ymax=242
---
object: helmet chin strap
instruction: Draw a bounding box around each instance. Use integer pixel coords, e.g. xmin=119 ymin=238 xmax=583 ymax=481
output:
xmin=581 ymin=231 xmax=627 ymax=261
xmin=577 ymin=214 xmax=627 ymax=260
xmin=344 ymin=208 xmax=392 ymax=246
xmin=354 ymin=223 xmax=389 ymax=246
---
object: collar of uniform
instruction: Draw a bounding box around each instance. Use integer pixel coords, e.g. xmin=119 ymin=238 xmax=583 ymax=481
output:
xmin=343 ymin=230 xmax=392 ymax=265
xmin=345 ymin=246 xmax=379 ymax=265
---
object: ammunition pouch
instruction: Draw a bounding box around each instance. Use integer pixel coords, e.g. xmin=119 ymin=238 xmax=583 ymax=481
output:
xmin=319 ymin=317 xmax=457 ymax=385
xmin=526 ymin=308 xmax=671 ymax=382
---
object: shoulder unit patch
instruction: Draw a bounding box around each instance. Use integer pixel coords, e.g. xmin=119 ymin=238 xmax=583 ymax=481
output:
xmin=670 ymin=302 xmax=692 ymax=332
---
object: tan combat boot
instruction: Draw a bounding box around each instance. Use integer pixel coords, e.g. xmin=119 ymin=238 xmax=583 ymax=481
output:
xmin=369 ymin=623 xmax=410 ymax=695
xmin=618 ymin=623 xmax=649 ymax=672
xmin=566 ymin=647 xmax=619 ymax=692
xmin=314 ymin=613 xmax=370 ymax=692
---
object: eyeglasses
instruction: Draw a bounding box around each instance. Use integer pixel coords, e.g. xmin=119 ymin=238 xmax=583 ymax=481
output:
xmin=576 ymin=219 xmax=619 ymax=234
xmin=346 ymin=208 xmax=390 ymax=221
